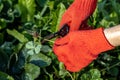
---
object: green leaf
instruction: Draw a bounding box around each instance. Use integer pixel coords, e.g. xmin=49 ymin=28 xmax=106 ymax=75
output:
xmin=80 ymin=69 xmax=103 ymax=80
xmin=25 ymin=41 xmax=42 ymax=55
xmin=36 ymin=0 xmax=47 ymax=7
xmin=89 ymin=69 xmax=102 ymax=79
xmin=29 ymin=53 xmax=51 ymax=67
xmin=118 ymin=53 xmax=120 ymax=60
xmin=1 ymin=42 xmax=13 ymax=55
xmin=25 ymin=41 xmax=34 ymax=49
xmin=109 ymin=67 xmax=119 ymax=77
xmin=59 ymin=62 xmax=68 ymax=78
xmin=48 ymin=1 xmax=54 ymax=10
xmin=11 ymin=51 xmax=25 ymax=74
xmin=0 ymin=3 xmax=3 ymax=13
xmin=49 ymin=2 xmax=66 ymax=32
xmin=27 ymin=49 xmax=34 ymax=55
xmin=7 ymin=29 xmax=28 ymax=43
xmin=56 ymin=3 xmax=66 ymax=31
xmin=22 ymin=63 xmax=40 ymax=80
xmin=35 ymin=45 xmax=42 ymax=54
xmin=6 ymin=8 xmax=14 ymax=22
xmin=0 ymin=71 xmax=14 ymax=80
xmin=13 ymin=4 xmax=21 ymax=17
xmin=100 ymin=19 xmax=116 ymax=28
xmin=110 ymin=11 xmax=119 ymax=24
xmin=18 ymin=0 xmax=36 ymax=22
xmin=0 ymin=19 xmax=6 ymax=30
xmin=41 ymin=45 xmax=52 ymax=53
xmin=13 ymin=43 xmax=24 ymax=53
xmin=0 ymin=33 xmax=4 ymax=45
xmin=0 ymin=48 xmax=9 ymax=71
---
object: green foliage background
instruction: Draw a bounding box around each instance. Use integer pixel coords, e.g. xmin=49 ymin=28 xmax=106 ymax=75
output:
xmin=0 ymin=0 xmax=120 ymax=80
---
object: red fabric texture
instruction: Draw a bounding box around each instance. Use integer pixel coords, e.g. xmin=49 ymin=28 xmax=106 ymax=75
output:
xmin=53 ymin=28 xmax=114 ymax=72
xmin=60 ymin=0 xmax=97 ymax=31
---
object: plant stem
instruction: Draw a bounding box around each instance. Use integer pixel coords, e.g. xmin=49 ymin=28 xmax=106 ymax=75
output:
xmin=67 ymin=72 xmax=74 ymax=80
xmin=101 ymin=62 xmax=120 ymax=72
xmin=40 ymin=0 xmax=49 ymax=17
xmin=39 ymin=36 xmax=55 ymax=44
xmin=43 ymin=16 xmax=52 ymax=29
xmin=43 ymin=68 xmax=53 ymax=80
xmin=42 ymin=38 xmax=55 ymax=43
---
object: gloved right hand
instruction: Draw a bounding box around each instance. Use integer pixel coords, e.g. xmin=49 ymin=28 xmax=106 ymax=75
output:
xmin=53 ymin=28 xmax=114 ymax=72
xmin=59 ymin=0 xmax=97 ymax=31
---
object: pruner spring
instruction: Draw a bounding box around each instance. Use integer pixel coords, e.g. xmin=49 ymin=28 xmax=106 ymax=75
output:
xmin=41 ymin=24 xmax=70 ymax=44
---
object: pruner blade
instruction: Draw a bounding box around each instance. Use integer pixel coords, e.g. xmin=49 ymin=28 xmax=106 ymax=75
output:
xmin=41 ymin=24 xmax=70 ymax=44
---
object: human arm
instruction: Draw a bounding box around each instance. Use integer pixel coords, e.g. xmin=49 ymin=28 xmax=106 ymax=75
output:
xmin=104 ymin=25 xmax=120 ymax=46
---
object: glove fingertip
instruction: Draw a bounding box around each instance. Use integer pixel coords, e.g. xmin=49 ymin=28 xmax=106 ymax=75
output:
xmin=66 ymin=65 xmax=82 ymax=72
xmin=54 ymin=36 xmax=70 ymax=46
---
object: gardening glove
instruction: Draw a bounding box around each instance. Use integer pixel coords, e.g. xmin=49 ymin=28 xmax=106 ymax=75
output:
xmin=60 ymin=0 xmax=97 ymax=31
xmin=53 ymin=28 xmax=114 ymax=72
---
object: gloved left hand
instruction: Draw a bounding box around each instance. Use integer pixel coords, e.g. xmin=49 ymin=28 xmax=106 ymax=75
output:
xmin=59 ymin=0 xmax=97 ymax=31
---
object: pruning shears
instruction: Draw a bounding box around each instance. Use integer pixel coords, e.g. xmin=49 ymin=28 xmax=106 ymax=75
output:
xmin=41 ymin=24 xmax=70 ymax=44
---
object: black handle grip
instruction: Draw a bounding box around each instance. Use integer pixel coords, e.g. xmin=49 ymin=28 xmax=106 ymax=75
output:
xmin=41 ymin=24 xmax=69 ymax=44
xmin=57 ymin=24 xmax=70 ymax=37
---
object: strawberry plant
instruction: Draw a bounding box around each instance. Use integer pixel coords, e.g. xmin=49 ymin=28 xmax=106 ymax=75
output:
xmin=0 ymin=0 xmax=120 ymax=80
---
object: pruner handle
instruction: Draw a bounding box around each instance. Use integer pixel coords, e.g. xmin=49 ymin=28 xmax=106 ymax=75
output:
xmin=57 ymin=24 xmax=70 ymax=37
xmin=41 ymin=24 xmax=69 ymax=44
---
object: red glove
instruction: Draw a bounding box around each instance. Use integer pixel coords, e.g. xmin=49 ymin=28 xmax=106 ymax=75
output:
xmin=60 ymin=0 xmax=97 ymax=31
xmin=53 ymin=28 xmax=114 ymax=72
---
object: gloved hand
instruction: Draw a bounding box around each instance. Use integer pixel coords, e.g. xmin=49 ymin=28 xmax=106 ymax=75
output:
xmin=53 ymin=28 xmax=114 ymax=72
xmin=59 ymin=0 xmax=97 ymax=31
